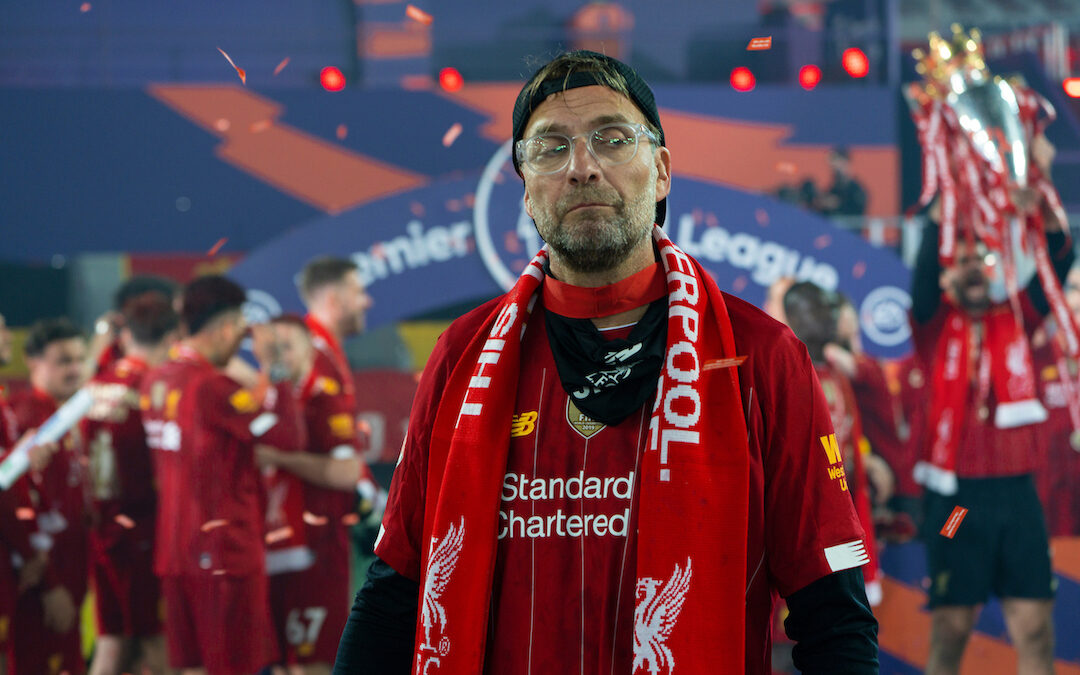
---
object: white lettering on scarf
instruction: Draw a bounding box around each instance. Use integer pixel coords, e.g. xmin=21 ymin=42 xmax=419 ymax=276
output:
xmin=456 ymin=303 xmax=519 ymax=424
xmin=648 ymin=242 xmax=703 ymax=482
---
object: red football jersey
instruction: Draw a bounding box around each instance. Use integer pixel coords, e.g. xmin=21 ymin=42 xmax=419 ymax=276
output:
xmin=376 ymin=294 xmax=868 ymax=675
xmin=141 ymin=346 xmax=303 ymax=578
xmin=9 ymin=388 xmax=89 ymax=601
xmin=0 ymin=389 xmax=38 ymax=635
xmin=912 ymin=298 xmax=1045 ymax=477
xmin=82 ymin=356 xmax=157 ymax=551
xmin=1032 ymin=337 xmax=1080 ymax=536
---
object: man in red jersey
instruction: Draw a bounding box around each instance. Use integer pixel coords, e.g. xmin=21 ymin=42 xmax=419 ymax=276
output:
xmin=297 ymin=257 xmax=372 ymax=406
xmin=0 ymin=312 xmax=58 ymax=675
xmin=84 ymin=294 xmax=178 ymax=675
xmin=911 ymin=177 xmax=1071 ymax=673
xmin=87 ymin=276 xmax=178 ymax=378
xmin=9 ymin=318 xmax=87 ymax=675
xmin=141 ymin=276 xmax=303 ymax=675
xmin=254 ymin=316 xmax=375 ymax=675
xmin=334 ymin=51 xmax=877 ymax=674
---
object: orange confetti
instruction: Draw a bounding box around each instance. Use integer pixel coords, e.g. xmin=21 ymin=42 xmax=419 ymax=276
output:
xmin=265 ymin=526 xmax=294 ymax=544
xmin=754 ymin=208 xmax=770 ymax=226
xmin=15 ymin=507 xmax=35 ymax=521
xmin=703 ymin=356 xmax=748 ymax=371
xmin=445 ymin=199 xmax=462 ymax=212
xmin=731 ymin=275 xmax=749 ymax=293
xmin=410 ymin=201 xmax=426 ymax=217
xmin=214 ymin=118 xmax=231 ymax=132
xmin=216 ymin=47 xmax=247 ymax=85
xmin=747 ymin=36 xmax=773 ymax=51
xmin=249 ymin=119 xmax=272 ymax=133
xmin=303 ymin=511 xmax=330 ymax=526
xmin=775 ymin=161 xmax=797 ymax=175
xmin=813 ymin=234 xmax=832 ymax=249
xmin=357 ymin=419 xmax=372 ymax=435
xmin=442 ymin=122 xmax=463 ymax=147
xmin=336 ymin=124 xmax=348 ymax=140
xmin=207 ymin=238 xmax=227 ymax=256
xmin=405 ymin=4 xmax=433 ymax=25
xmin=273 ymin=57 xmax=290 ymax=76
xmin=341 ymin=513 xmax=361 ymax=526
xmin=79 ymin=2 xmax=91 ymax=12
xmin=852 ymin=261 xmax=867 ymax=279
xmin=200 ymin=519 xmax=228 ymax=532
xmin=114 ymin=514 xmax=136 ymax=529
xmin=939 ymin=505 xmax=968 ymax=539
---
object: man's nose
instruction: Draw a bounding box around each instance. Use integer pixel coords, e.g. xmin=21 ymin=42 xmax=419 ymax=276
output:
xmin=565 ymin=138 xmax=600 ymax=184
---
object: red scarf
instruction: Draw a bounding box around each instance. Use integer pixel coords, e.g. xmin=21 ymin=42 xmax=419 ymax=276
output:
xmin=916 ymin=303 xmax=1047 ymax=494
xmin=412 ymin=226 xmax=749 ymax=674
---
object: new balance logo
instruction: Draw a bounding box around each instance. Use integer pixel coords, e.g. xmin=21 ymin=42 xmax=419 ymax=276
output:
xmin=510 ymin=411 xmax=537 ymax=438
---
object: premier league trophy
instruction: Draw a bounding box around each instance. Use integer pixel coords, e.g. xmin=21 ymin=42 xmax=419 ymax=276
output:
xmin=906 ymin=25 xmax=1076 ymax=351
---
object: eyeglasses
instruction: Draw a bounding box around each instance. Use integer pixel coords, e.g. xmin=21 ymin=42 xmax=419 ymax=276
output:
xmin=515 ymin=122 xmax=659 ymax=175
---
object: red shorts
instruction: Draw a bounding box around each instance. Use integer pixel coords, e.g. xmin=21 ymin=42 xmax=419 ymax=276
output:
xmin=91 ymin=537 xmax=162 ymax=637
xmin=268 ymin=536 xmax=351 ymax=665
xmin=162 ymin=574 xmax=278 ymax=675
xmin=11 ymin=584 xmax=85 ymax=675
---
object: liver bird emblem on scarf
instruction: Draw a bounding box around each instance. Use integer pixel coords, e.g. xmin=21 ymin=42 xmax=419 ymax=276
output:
xmin=419 ymin=517 xmax=466 ymax=658
xmin=633 ymin=558 xmax=693 ymax=675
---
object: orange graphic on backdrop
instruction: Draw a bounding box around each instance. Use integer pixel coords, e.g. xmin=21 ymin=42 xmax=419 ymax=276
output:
xmin=148 ymin=85 xmax=426 ymax=214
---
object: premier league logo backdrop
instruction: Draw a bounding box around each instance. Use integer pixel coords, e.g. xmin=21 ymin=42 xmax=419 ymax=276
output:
xmin=232 ymin=142 xmax=912 ymax=358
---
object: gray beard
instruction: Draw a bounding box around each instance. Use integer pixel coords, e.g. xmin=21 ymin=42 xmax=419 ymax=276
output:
xmin=534 ymin=186 xmax=655 ymax=275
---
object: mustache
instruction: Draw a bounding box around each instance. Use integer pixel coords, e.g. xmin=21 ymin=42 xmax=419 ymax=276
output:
xmin=556 ymin=187 xmax=622 ymax=216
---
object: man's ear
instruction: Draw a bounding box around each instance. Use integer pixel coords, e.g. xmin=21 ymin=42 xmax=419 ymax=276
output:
xmin=654 ymin=146 xmax=672 ymax=200
xmin=524 ymin=184 xmax=534 ymax=219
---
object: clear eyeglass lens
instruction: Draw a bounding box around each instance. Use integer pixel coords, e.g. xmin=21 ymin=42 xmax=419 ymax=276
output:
xmin=522 ymin=123 xmax=644 ymax=173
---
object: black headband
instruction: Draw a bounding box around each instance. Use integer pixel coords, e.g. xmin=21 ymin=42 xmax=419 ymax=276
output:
xmin=511 ymin=51 xmax=667 ymax=226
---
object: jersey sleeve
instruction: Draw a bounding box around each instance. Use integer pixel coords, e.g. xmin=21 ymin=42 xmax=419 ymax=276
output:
xmin=374 ymin=330 xmax=457 ymax=582
xmin=198 ymin=375 xmax=303 ymax=451
xmin=759 ymin=337 xmax=870 ymax=597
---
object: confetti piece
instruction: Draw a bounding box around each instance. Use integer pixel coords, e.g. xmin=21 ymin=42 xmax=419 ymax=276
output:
xmin=445 ymin=199 xmax=462 ymax=212
xmin=207 ymin=238 xmax=227 ymax=256
xmin=703 ymin=356 xmax=748 ymax=371
xmin=336 ymin=124 xmax=348 ymax=140
xmin=212 ymin=569 xmax=227 ymax=576
xmin=250 ymin=119 xmax=272 ymax=133
xmin=265 ymin=526 xmax=293 ymax=544
xmin=813 ymin=234 xmax=832 ymax=249
xmin=341 ymin=513 xmax=361 ymax=526
xmin=410 ymin=201 xmax=426 ymax=217
xmin=442 ymin=122 xmax=463 ymax=147
xmin=775 ymin=161 xmax=797 ymax=175
xmin=357 ymin=419 xmax=372 ymax=435
xmin=939 ymin=505 xmax=968 ymax=538
xmin=216 ymin=47 xmax=246 ymax=85
xmin=731 ymin=275 xmax=749 ymax=293
xmin=405 ymin=4 xmax=433 ymax=25
xmin=200 ymin=519 xmax=228 ymax=532
xmin=754 ymin=208 xmax=770 ymax=226
xmin=15 ymin=507 xmax=35 ymax=521
xmin=114 ymin=514 xmax=135 ymax=529
xmin=273 ymin=57 xmax=290 ymax=76
xmin=214 ymin=118 xmax=230 ymax=132
xmin=705 ymin=212 xmax=719 ymax=228
xmin=303 ymin=511 xmax=330 ymax=526
xmin=80 ymin=2 xmax=91 ymax=12
xmin=852 ymin=261 xmax=867 ymax=279
xmin=463 ymin=193 xmax=475 ymax=208
xmin=439 ymin=67 xmax=464 ymax=92
xmin=692 ymin=208 xmax=704 ymax=225
xmin=747 ymin=36 xmax=773 ymax=51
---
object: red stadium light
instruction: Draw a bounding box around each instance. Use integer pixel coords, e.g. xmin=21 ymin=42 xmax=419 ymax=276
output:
xmin=439 ymin=67 xmax=464 ymax=92
xmin=1064 ymin=77 xmax=1080 ymax=98
xmin=799 ymin=64 xmax=822 ymax=90
xmin=730 ymin=67 xmax=756 ymax=92
xmin=842 ymin=48 xmax=869 ymax=78
xmin=320 ymin=66 xmax=346 ymax=92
